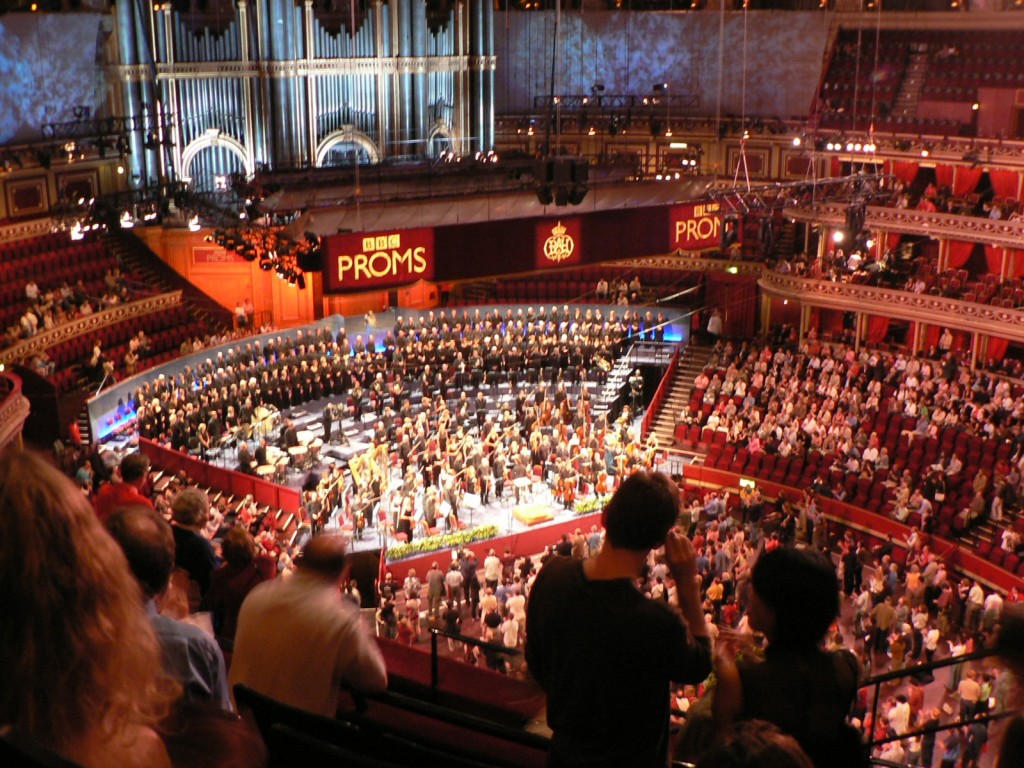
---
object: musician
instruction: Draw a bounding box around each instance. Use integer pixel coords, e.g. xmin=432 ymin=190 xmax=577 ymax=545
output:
xmin=442 ymin=477 xmax=461 ymax=532
xmin=492 ymin=447 xmax=507 ymax=499
xmin=237 ymin=440 xmax=256 ymax=475
xmin=280 ymin=419 xmax=300 ymax=451
xmin=254 ymin=437 xmax=269 ymax=468
xmin=629 ymin=368 xmax=644 ymax=412
xmin=422 ymin=487 xmax=440 ymax=532
xmin=395 ymin=494 xmax=416 ymax=542
xmin=510 ymin=456 xmax=528 ymax=505
xmin=322 ymin=402 xmax=335 ymax=443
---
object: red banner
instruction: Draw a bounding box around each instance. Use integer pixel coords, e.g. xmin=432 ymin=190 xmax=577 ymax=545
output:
xmin=534 ymin=218 xmax=583 ymax=269
xmin=669 ymin=201 xmax=722 ymax=251
xmin=323 ymin=228 xmax=435 ymax=292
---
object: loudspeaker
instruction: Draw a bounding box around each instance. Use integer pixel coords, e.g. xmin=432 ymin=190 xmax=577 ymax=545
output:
xmin=296 ymin=249 xmax=322 ymax=272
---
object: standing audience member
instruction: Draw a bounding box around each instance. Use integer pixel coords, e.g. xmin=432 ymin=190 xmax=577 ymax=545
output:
xmin=92 ymin=452 xmax=153 ymax=523
xmin=202 ymin=527 xmax=267 ymax=654
xmin=229 ymin=535 xmax=387 ymax=716
xmin=170 ymin=488 xmax=219 ymax=606
xmin=105 ymin=506 xmax=231 ymax=711
xmin=714 ymin=546 xmax=864 ymax=768
xmin=0 ymin=448 xmax=177 ymax=767
xmin=526 ymin=471 xmax=712 ymax=768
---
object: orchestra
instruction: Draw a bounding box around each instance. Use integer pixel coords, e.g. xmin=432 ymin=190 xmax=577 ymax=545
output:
xmin=129 ymin=306 xmax=665 ymax=544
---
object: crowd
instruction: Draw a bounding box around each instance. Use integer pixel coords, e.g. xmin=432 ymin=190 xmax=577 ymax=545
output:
xmin=9 ymin=430 xmax=1024 ymax=768
xmin=677 ymin=337 xmax=1024 ymax=556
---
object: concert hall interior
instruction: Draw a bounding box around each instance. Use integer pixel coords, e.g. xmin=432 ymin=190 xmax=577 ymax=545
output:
xmin=2 ymin=0 xmax=1024 ymax=766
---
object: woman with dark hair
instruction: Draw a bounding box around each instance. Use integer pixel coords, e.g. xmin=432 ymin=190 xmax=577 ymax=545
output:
xmin=713 ymin=546 xmax=865 ymax=768
xmin=202 ymin=527 xmax=265 ymax=653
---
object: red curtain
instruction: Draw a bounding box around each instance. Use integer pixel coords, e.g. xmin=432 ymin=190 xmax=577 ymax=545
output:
xmin=706 ymin=274 xmax=758 ymax=339
xmin=946 ymin=240 xmax=975 ymax=270
xmin=922 ymin=325 xmax=940 ymax=350
xmin=934 ymin=165 xmax=954 ymax=189
xmin=984 ymin=245 xmax=1005 ymax=276
xmin=866 ymin=315 xmax=890 ymax=345
xmin=1012 ymin=250 xmax=1024 ymax=280
xmin=953 ymin=167 xmax=983 ymax=197
xmin=888 ymin=161 xmax=919 ymax=184
xmin=987 ymin=336 xmax=1009 ymax=363
xmin=887 ymin=232 xmax=902 ymax=251
xmin=989 ymin=169 xmax=1020 ymax=199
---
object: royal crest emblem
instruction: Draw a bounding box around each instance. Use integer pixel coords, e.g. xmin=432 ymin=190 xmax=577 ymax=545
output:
xmin=543 ymin=221 xmax=575 ymax=263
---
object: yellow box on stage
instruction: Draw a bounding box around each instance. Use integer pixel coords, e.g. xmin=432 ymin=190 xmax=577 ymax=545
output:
xmin=513 ymin=503 xmax=555 ymax=526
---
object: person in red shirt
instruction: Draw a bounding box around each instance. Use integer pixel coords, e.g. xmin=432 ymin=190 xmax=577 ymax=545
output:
xmin=92 ymin=452 xmax=153 ymax=523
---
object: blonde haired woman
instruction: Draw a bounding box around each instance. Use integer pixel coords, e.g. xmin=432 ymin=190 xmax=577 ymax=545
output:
xmin=0 ymin=448 xmax=178 ymax=767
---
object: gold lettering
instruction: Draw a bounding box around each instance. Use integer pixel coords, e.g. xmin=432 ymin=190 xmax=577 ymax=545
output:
xmin=336 ymin=242 xmax=430 ymax=282
xmin=338 ymin=254 xmax=353 ymax=280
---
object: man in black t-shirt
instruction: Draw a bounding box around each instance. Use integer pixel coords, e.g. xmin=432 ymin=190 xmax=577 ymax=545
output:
xmin=526 ymin=472 xmax=711 ymax=768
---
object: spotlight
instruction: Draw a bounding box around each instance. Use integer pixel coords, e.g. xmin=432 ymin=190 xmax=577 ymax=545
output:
xmin=188 ymin=215 xmax=201 ymax=232
xmin=833 ymin=231 xmax=845 ymax=243
xmin=792 ymin=136 xmax=802 ymax=147
xmin=119 ymin=210 xmax=135 ymax=229
xmin=920 ymin=147 xmax=930 ymax=157
xmin=972 ymin=102 xmax=980 ymax=111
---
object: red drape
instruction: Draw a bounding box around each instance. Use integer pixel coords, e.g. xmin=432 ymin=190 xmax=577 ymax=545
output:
xmin=887 ymin=232 xmax=902 ymax=251
xmin=987 ymin=336 xmax=1009 ymax=363
xmin=866 ymin=315 xmax=890 ymax=345
xmin=1012 ymin=250 xmax=1024 ymax=280
xmin=989 ymin=169 xmax=1020 ymax=199
xmin=946 ymin=240 xmax=975 ymax=270
xmin=953 ymin=167 xmax=983 ymax=197
xmin=984 ymin=245 xmax=1005 ymax=276
xmin=934 ymin=165 xmax=954 ymax=189
xmin=922 ymin=325 xmax=940 ymax=350
xmin=888 ymin=161 xmax=919 ymax=184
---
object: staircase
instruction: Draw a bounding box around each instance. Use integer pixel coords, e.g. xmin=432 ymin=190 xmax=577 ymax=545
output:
xmin=105 ymin=230 xmax=234 ymax=331
xmin=648 ymin=343 xmax=713 ymax=450
xmin=892 ymin=48 xmax=930 ymax=119
xmin=770 ymin=220 xmax=798 ymax=261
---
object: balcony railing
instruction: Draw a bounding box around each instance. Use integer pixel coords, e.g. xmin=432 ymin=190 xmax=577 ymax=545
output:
xmin=0 ymin=372 xmax=30 ymax=452
xmin=758 ymin=270 xmax=1024 ymax=341
xmin=787 ymin=203 xmax=1024 ymax=251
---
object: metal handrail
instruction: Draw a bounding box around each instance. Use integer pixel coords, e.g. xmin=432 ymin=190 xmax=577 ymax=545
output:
xmin=861 ymin=646 xmax=1010 ymax=752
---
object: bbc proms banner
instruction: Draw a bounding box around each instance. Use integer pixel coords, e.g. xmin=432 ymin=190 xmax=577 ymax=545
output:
xmin=323 ymin=228 xmax=435 ymax=293
xmin=534 ymin=218 xmax=583 ymax=270
xmin=669 ymin=201 xmax=722 ymax=251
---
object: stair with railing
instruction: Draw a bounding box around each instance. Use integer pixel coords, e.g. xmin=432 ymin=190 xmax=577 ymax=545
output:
xmin=648 ymin=343 xmax=713 ymax=452
xmin=105 ymin=230 xmax=234 ymax=332
xmin=892 ymin=48 xmax=930 ymax=118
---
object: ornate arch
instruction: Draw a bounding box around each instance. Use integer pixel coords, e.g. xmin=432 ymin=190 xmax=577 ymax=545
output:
xmin=315 ymin=126 xmax=381 ymax=167
xmin=427 ymin=120 xmax=458 ymax=155
xmin=180 ymin=129 xmax=253 ymax=182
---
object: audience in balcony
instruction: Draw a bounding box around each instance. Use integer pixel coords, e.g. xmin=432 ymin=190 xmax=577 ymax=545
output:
xmin=105 ymin=506 xmax=232 ymax=712
xmin=0 ymin=448 xmax=178 ymax=767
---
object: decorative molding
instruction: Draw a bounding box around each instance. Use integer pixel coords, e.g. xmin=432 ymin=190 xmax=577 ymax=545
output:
xmin=111 ymin=54 xmax=492 ymax=83
xmin=759 ymin=271 xmax=1024 ymax=341
xmin=0 ymin=292 xmax=183 ymax=366
xmin=0 ymin=373 xmax=30 ymax=452
xmin=787 ymin=204 xmax=1024 ymax=250
xmin=0 ymin=218 xmax=57 ymax=245
xmin=603 ymin=253 xmax=764 ymax=276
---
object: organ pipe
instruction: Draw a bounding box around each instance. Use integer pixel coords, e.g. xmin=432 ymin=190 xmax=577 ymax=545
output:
xmin=116 ymin=0 xmax=492 ymax=183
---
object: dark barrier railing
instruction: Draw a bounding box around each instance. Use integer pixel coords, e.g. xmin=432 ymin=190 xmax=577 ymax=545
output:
xmin=861 ymin=647 xmax=1013 ymax=756
xmin=428 ymin=628 xmax=524 ymax=705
